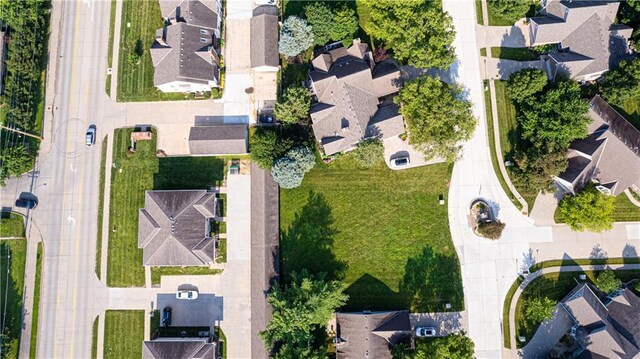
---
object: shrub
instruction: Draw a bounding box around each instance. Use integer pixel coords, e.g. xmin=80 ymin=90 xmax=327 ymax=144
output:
xmin=525 ymin=297 xmax=556 ymax=324
xmin=476 ymin=220 xmax=505 ymax=240
xmin=271 ymin=146 xmax=316 ymax=189
xmin=352 ymin=139 xmax=384 ymax=168
xmin=274 ymin=86 xmax=312 ymax=124
xmin=596 ymin=269 xmax=622 ymax=294
xmin=249 ymin=127 xmax=294 ymax=169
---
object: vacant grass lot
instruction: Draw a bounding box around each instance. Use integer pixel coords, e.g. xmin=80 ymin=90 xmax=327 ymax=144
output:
xmin=554 ymin=194 xmax=640 ymax=223
xmin=280 ymin=157 xmax=463 ymax=312
xmin=0 ymin=213 xmax=24 ymax=237
xmin=490 ymin=47 xmax=538 ymax=61
xmin=150 ymin=267 xmax=222 ymax=286
xmin=0 ymin=239 xmax=27 ymax=359
xmin=107 ymin=128 xmax=228 ymax=287
xmin=514 ymin=268 xmax=640 ymax=348
xmin=104 ymin=310 xmax=144 ymax=359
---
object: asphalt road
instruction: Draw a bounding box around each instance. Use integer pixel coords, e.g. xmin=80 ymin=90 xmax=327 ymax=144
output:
xmin=32 ymin=1 xmax=110 ymax=357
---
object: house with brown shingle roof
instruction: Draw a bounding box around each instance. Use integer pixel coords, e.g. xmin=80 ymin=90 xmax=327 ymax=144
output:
xmin=335 ymin=311 xmax=411 ymax=359
xmin=138 ymin=190 xmax=219 ymax=266
xmin=555 ymin=95 xmax=640 ymax=196
xmin=308 ymin=39 xmax=405 ymax=156
xmin=528 ymin=0 xmax=633 ymax=81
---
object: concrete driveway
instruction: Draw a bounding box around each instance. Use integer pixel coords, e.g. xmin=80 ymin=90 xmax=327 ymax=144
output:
xmin=383 ymin=136 xmax=445 ymax=170
xmin=157 ymin=293 xmax=223 ymax=328
xmin=480 ymin=24 xmax=529 ymax=48
xmin=410 ymin=311 xmax=468 ymax=337
xmin=486 ymin=57 xmax=546 ymax=80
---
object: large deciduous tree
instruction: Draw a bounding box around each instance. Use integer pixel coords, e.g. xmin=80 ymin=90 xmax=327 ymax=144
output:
xmin=331 ymin=6 xmax=359 ymax=46
xmin=304 ymin=2 xmax=333 ymax=46
xmin=260 ymin=270 xmax=348 ymax=357
xmin=487 ymin=0 xmax=532 ymax=24
xmin=359 ymin=0 xmax=456 ymax=69
xmin=274 ymin=86 xmax=312 ymax=124
xmin=506 ymin=68 xmax=548 ymax=103
xmin=395 ymin=76 xmax=476 ymax=162
xmin=596 ymin=269 xmax=622 ymax=294
xmin=600 ymin=58 xmax=640 ymax=107
xmin=279 ymin=16 xmax=314 ymax=59
xmin=0 ymin=145 xmax=33 ymax=187
xmin=510 ymin=143 xmax=568 ymax=196
xmin=392 ymin=332 xmax=475 ymax=359
xmin=249 ymin=127 xmax=294 ymax=170
xmin=558 ymin=184 xmax=615 ymax=232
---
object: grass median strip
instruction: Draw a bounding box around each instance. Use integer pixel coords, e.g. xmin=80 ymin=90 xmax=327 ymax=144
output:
xmin=29 ymin=243 xmax=43 ymax=359
xmin=0 ymin=238 xmax=27 ymax=359
xmin=104 ymin=310 xmax=144 ymax=359
xmin=91 ymin=316 xmax=99 ymax=359
xmin=105 ymin=0 xmax=116 ymax=95
xmin=96 ymin=135 xmax=107 ymax=279
xmin=502 ymin=275 xmax=524 ymax=349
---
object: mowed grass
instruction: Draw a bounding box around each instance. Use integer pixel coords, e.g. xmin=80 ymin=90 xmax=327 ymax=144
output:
xmin=117 ymin=0 xmax=185 ymax=102
xmin=107 ymin=128 xmax=228 ymax=287
xmin=280 ymin=157 xmax=463 ymax=312
xmin=29 ymin=242 xmax=43 ymax=359
xmin=490 ymin=47 xmax=538 ymax=61
xmin=104 ymin=310 xmax=144 ymax=359
xmin=150 ymin=267 xmax=222 ymax=286
xmin=554 ymin=193 xmax=640 ymax=223
xmin=105 ymin=0 xmax=116 ymax=95
xmin=91 ymin=316 xmax=99 ymax=359
xmin=0 ymin=239 xmax=28 ymax=359
xmin=0 ymin=212 xmax=25 ymax=237
xmin=96 ymin=136 xmax=107 ymax=279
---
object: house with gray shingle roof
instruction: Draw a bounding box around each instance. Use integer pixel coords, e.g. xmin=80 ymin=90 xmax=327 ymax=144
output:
xmin=557 ymin=283 xmax=640 ymax=359
xmin=250 ymin=5 xmax=279 ymax=113
xmin=151 ymin=0 xmax=222 ymax=93
xmin=142 ymin=338 xmax=217 ymax=359
xmin=188 ymin=124 xmax=248 ymax=155
xmin=528 ymin=0 xmax=633 ymax=81
xmin=335 ymin=311 xmax=411 ymax=359
xmin=308 ymin=39 xmax=405 ymax=156
xmin=555 ymin=96 xmax=640 ymax=196
xmin=138 ymin=190 xmax=219 ymax=266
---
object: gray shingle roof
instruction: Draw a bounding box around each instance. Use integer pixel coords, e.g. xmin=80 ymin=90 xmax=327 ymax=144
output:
xmin=159 ymin=0 xmax=219 ymax=30
xmin=336 ymin=311 xmax=411 ymax=359
xmin=142 ymin=339 xmax=216 ymax=359
xmin=250 ymin=6 xmax=279 ymax=69
xmin=188 ymin=125 xmax=248 ymax=155
xmin=138 ymin=190 xmax=217 ymax=266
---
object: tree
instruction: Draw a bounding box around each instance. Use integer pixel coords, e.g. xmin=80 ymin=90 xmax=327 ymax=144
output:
xmin=352 ymin=138 xmax=384 ymax=168
xmin=600 ymin=58 xmax=640 ymax=106
xmin=558 ymin=184 xmax=615 ymax=232
xmin=304 ymin=2 xmax=333 ymax=46
xmin=249 ymin=127 xmax=294 ymax=169
xmin=274 ymin=86 xmax=312 ymax=124
xmin=596 ymin=269 xmax=622 ymax=294
xmin=0 ymin=145 xmax=33 ymax=187
xmin=507 ymin=69 xmax=548 ymax=103
xmin=279 ymin=16 xmax=315 ymax=58
xmin=477 ymin=221 xmax=506 ymax=240
xmin=359 ymin=0 xmax=456 ymax=69
xmin=331 ymin=6 xmax=358 ymax=46
xmin=525 ymin=297 xmax=556 ymax=324
xmin=392 ymin=332 xmax=475 ymax=359
xmin=260 ymin=270 xmax=348 ymax=357
xmin=395 ymin=76 xmax=476 ymax=162
xmin=487 ymin=0 xmax=532 ymax=24
xmin=271 ymin=146 xmax=316 ymax=189
xmin=518 ymin=80 xmax=590 ymax=148
xmin=510 ymin=143 xmax=568 ymax=196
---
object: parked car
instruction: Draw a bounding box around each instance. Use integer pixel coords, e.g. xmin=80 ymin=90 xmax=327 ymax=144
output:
xmin=85 ymin=125 xmax=96 ymax=146
xmin=176 ymin=290 xmax=198 ymax=300
xmin=15 ymin=198 xmax=37 ymax=209
xmin=391 ymin=156 xmax=410 ymax=168
xmin=415 ymin=326 xmax=437 ymax=337
xmin=162 ymin=307 xmax=172 ymax=327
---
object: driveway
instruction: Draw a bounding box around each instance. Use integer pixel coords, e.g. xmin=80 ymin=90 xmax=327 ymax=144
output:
xmin=157 ymin=293 xmax=223 ymax=328
xmin=480 ymin=25 xmax=529 ymax=48
xmin=485 ymin=57 xmax=546 ymax=80
xmin=383 ymin=136 xmax=445 ymax=170
xmin=410 ymin=311 xmax=468 ymax=337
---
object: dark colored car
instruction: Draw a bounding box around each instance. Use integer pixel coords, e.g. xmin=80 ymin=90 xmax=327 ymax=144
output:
xmin=15 ymin=199 xmax=37 ymax=210
xmin=162 ymin=307 xmax=172 ymax=327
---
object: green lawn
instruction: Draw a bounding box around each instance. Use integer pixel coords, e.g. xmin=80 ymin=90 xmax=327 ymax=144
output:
xmin=107 ymin=128 xmax=228 ymax=286
xmin=487 ymin=1 xmax=538 ymax=26
xmin=502 ymin=275 xmax=524 ymax=349
xmin=117 ymin=0 xmax=186 ymax=102
xmin=150 ymin=267 xmax=222 ymax=286
xmin=0 ymin=212 xmax=25 ymax=237
xmin=515 ymin=268 xmax=640 ymax=347
xmin=216 ymin=327 xmax=227 ymax=359
xmin=616 ymin=96 xmax=640 ymax=130
xmin=0 ymin=239 xmax=28 ymax=359
xmin=96 ymin=136 xmax=107 ymax=279
xmin=216 ymin=238 xmax=226 ymax=264
xmin=480 ymin=47 xmax=487 ymax=57
xmin=490 ymin=47 xmax=538 ymax=61
xmin=554 ymin=193 xmax=640 ymax=223
xmin=280 ymin=158 xmax=464 ymax=312
xmin=484 ymin=81 xmax=522 ymax=211
xmin=91 ymin=316 xmax=99 ymax=359
xmin=476 ymin=0 xmax=484 ymax=25
xmin=29 ymin=243 xmax=42 ymax=359
xmin=105 ymin=0 xmax=116 ymax=95
xmin=530 ymin=257 xmax=640 ymax=272
xmin=104 ymin=310 xmax=144 ymax=359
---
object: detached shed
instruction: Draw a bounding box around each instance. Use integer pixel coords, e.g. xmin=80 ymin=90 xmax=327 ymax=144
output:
xmin=188 ymin=124 xmax=248 ymax=155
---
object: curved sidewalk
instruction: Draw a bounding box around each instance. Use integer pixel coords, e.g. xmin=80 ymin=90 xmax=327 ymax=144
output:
xmin=506 ymin=262 xmax=640 ymax=351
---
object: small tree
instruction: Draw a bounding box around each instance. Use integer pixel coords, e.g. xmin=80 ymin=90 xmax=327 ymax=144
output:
xmin=352 ymin=138 xmax=384 ymax=168
xmin=596 ymin=269 xmax=622 ymax=294
xmin=507 ymin=68 xmax=548 ymax=103
xmin=392 ymin=331 xmax=474 ymax=359
xmin=525 ymin=297 xmax=556 ymax=324
xmin=274 ymin=86 xmax=312 ymax=124
xmin=600 ymin=58 xmax=640 ymax=106
xmin=510 ymin=143 xmax=568 ymax=196
xmin=476 ymin=221 xmax=506 ymax=240
xmin=558 ymin=184 xmax=615 ymax=232
xmin=284 ymin=146 xmax=316 ymax=173
xmin=487 ymin=0 xmax=532 ymax=24
xmin=304 ymin=2 xmax=333 ymax=46
xmin=271 ymin=146 xmax=316 ymax=189
xmin=249 ymin=127 xmax=294 ymax=169
xmin=279 ymin=16 xmax=314 ymax=58
xmin=0 ymin=145 xmax=32 ymax=187
xmin=331 ymin=6 xmax=358 ymax=46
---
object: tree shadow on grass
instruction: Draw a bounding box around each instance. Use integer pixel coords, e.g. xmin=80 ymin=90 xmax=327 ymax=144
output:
xmin=399 ymin=247 xmax=464 ymax=312
xmin=280 ymin=191 xmax=347 ymax=282
xmin=343 ymin=274 xmax=406 ymax=311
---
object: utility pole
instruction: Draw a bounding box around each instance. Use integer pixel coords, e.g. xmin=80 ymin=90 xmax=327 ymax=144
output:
xmin=0 ymin=125 xmax=43 ymax=141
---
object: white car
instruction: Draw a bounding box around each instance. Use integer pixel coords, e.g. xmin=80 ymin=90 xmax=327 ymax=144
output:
xmin=415 ymin=326 xmax=437 ymax=337
xmin=85 ymin=125 xmax=96 ymax=146
xmin=391 ymin=156 xmax=410 ymax=168
xmin=176 ymin=290 xmax=198 ymax=300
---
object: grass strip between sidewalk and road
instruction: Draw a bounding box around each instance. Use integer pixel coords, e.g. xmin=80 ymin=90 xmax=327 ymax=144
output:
xmin=104 ymin=310 xmax=144 ymax=359
xmin=105 ymin=0 xmax=116 ymax=95
xmin=29 ymin=243 xmax=43 ymax=359
xmin=150 ymin=267 xmax=222 ymax=286
xmin=96 ymin=135 xmax=107 ymax=279
xmin=502 ymin=275 xmax=524 ymax=349
xmin=0 ymin=238 xmax=27 ymax=359
xmin=91 ymin=316 xmax=99 ymax=359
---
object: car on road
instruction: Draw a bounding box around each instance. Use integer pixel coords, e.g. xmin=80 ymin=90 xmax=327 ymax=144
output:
xmin=162 ymin=307 xmax=171 ymax=327
xmin=391 ymin=156 xmax=410 ymax=168
xmin=176 ymin=289 xmax=198 ymax=300
xmin=15 ymin=198 xmax=37 ymax=209
xmin=415 ymin=326 xmax=437 ymax=337
xmin=85 ymin=125 xmax=96 ymax=146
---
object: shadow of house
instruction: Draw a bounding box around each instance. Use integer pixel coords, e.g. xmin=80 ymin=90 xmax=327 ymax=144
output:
xmin=280 ymin=191 xmax=346 ymax=281
xmin=344 ymin=274 xmax=407 ymax=312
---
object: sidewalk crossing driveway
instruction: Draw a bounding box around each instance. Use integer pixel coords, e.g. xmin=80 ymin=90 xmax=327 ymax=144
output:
xmin=157 ymin=293 xmax=223 ymax=327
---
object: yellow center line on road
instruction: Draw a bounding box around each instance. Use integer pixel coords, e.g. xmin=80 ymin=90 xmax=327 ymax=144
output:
xmin=52 ymin=2 xmax=82 ymax=358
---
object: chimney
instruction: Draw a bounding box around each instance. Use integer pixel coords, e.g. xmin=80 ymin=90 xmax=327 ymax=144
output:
xmin=156 ymin=27 xmax=168 ymax=47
